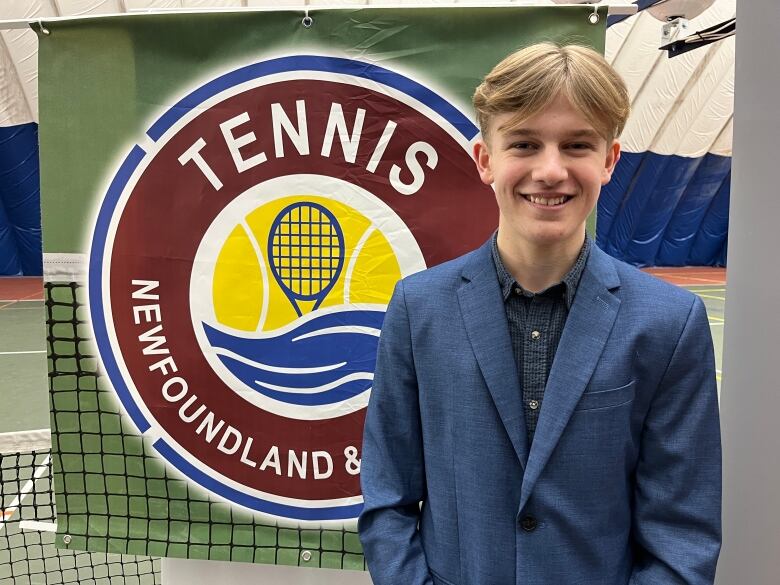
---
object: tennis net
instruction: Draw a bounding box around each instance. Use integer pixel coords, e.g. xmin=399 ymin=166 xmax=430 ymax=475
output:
xmin=45 ymin=280 xmax=366 ymax=569
xmin=0 ymin=428 xmax=160 ymax=584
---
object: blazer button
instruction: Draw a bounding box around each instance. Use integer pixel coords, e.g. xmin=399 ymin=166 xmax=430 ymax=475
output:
xmin=520 ymin=516 xmax=537 ymax=532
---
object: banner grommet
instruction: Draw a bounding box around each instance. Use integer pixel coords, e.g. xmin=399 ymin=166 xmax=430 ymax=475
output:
xmin=588 ymin=4 xmax=601 ymax=24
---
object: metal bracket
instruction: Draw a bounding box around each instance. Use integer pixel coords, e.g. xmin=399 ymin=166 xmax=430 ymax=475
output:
xmin=662 ymin=17 xmax=690 ymax=45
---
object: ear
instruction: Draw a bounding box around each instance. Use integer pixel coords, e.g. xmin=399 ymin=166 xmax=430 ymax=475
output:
xmin=473 ymin=138 xmax=494 ymax=186
xmin=601 ymin=139 xmax=621 ymax=185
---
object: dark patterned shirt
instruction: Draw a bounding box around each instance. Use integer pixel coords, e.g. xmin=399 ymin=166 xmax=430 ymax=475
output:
xmin=491 ymin=233 xmax=591 ymax=443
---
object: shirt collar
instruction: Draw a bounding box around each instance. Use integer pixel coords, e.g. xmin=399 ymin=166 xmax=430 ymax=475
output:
xmin=491 ymin=231 xmax=591 ymax=309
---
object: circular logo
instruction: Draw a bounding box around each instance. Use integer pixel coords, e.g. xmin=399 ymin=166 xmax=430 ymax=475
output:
xmin=90 ymin=55 xmax=497 ymax=524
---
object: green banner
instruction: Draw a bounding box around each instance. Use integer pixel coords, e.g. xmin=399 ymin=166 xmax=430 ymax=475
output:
xmin=40 ymin=7 xmax=605 ymax=567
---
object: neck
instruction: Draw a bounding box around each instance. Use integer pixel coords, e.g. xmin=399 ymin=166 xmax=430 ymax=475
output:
xmin=496 ymin=230 xmax=585 ymax=293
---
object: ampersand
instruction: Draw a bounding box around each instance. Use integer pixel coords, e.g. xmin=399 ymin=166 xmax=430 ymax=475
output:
xmin=344 ymin=446 xmax=361 ymax=475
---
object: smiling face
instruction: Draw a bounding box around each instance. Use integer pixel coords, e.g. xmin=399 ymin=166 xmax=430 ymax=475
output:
xmin=474 ymin=94 xmax=621 ymax=255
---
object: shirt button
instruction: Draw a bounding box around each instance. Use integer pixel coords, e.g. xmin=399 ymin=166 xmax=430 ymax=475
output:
xmin=520 ymin=516 xmax=538 ymax=532
xmin=529 ymin=400 xmax=539 ymax=410
xmin=531 ymin=330 xmax=541 ymax=340
xmin=515 ymin=287 xmax=522 ymax=295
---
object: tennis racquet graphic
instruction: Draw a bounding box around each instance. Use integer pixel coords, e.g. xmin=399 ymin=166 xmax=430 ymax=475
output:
xmin=267 ymin=202 xmax=346 ymax=317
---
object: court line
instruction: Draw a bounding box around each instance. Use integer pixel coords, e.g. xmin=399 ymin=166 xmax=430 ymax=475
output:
xmin=685 ymin=288 xmax=727 ymax=293
xmin=0 ymin=290 xmax=45 ymax=310
xmin=651 ymin=270 xmax=725 ymax=275
xmin=0 ymin=453 xmax=51 ymax=532
xmin=0 ymin=350 xmax=46 ymax=355
xmin=672 ymin=276 xmax=727 ymax=284
xmin=652 ymin=274 xmax=726 ymax=284
xmin=0 ymin=305 xmax=46 ymax=312
xmin=696 ymin=294 xmax=726 ymax=302
xmin=19 ymin=520 xmax=57 ymax=533
xmin=648 ymin=268 xmax=725 ymax=274
xmin=0 ymin=299 xmax=43 ymax=303
xmin=684 ymin=282 xmax=726 ymax=285
xmin=650 ymin=272 xmax=724 ymax=277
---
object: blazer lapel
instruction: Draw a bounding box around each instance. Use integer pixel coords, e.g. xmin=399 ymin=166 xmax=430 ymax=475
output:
xmin=457 ymin=241 xmax=530 ymax=468
xmin=519 ymin=245 xmax=621 ymax=511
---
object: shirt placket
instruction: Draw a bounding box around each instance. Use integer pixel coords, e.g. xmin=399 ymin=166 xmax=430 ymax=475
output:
xmin=522 ymin=295 xmax=554 ymax=441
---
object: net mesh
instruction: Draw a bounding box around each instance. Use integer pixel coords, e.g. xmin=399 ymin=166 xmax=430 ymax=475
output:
xmin=0 ymin=439 xmax=160 ymax=584
xmin=45 ymin=281 xmax=366 ymax=570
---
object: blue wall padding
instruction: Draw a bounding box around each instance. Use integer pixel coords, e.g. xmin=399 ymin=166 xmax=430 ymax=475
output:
xmin=596 ymin=150 xmax=643 ymax=244
xmin=622 ymin=154 xmax=703 ymax=265
xmin=0 ymin=194 xmax=22 ymax=275
xmin=689 ymin=169 xmax=730 ymax=266
xmin=0 ymin=123 xmax=42 ymax=276
xmin=657 ymin=154 xmax=731 ymax=265
xmin=598 ymin=151 xmax=730 ymax=267
xmin=600 ymin=152 xmax=670 ymax=262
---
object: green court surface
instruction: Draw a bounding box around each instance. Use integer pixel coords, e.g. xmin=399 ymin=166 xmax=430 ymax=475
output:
xmin=0 ymin=276 xmax=726 ymax=584
xmin=686 ymin=284 xmax=726 ymax=389
xmin=0 ymin=299 xmax=49 ymax=433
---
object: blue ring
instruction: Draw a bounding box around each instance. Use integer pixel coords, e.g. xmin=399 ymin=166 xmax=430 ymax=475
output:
xmin=155 ymin=439 xmax=363 ymax=521
xmin=90 ymin=54 xmax=474 ymax=518
xmin=147 ymin=55 xmax=478 ymax=142
xmin=89 ymin=144 xmax=151 ymax=433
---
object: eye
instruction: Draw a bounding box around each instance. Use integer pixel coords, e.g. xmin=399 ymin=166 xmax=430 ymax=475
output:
xmin=566 ymin=142 xmax=594 ymax=151
xmin=510 ymin=142 xmax=537 ymax=151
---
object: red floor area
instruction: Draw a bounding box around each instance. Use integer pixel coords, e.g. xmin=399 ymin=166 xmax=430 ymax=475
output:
xmin=0 ymin=276 xmax=44 ymax=301
xmin=642 ymin=267 xmax=726 ymax=286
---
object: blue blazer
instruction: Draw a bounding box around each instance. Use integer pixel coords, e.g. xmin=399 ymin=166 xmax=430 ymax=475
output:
xmin=359 ymin=240 xmax=721 ymax=585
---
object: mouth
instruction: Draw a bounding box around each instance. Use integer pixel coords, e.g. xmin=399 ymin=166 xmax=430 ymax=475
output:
xmin=521 ymin=194 xmax=573 ymax=207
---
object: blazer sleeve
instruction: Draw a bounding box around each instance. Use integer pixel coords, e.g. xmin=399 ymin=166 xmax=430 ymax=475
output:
xmin=630 ymin=296 xmax=722 ymax=585
xmin=358 ymin=280 xmax=434 ymax=585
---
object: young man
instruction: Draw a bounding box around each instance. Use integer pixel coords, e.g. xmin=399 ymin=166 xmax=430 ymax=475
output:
xmin=359 ymin=43 xmax=721 ymax=585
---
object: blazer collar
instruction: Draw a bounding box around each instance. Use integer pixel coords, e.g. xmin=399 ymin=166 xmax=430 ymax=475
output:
xmin=520 ymin=243 xmax=621 ymax=510
xmin=458 ymin=239 xmax=530 ymax=468
xmin=457 ymin=240 xmax=622 ymax=497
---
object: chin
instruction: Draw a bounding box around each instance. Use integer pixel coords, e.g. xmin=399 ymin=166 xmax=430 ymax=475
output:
xmin=523 ymin=228 xmax=579 ymax=248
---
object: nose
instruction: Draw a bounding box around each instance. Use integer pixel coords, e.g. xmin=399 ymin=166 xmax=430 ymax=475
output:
xmin=531 ymin=149 xmax=568 ymax=185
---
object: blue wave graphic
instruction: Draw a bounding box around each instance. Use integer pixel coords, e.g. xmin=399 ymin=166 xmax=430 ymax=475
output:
xmin=202 ymin=309 xmax=385 ymax=406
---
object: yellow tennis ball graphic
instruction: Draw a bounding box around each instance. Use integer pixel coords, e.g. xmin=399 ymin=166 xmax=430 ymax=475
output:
xmin=211 ymin=195 xmax=401 ymax=332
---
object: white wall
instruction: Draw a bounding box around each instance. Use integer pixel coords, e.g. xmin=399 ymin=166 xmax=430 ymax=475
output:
xmin=716 ymin=0 xmax=780 ymax=583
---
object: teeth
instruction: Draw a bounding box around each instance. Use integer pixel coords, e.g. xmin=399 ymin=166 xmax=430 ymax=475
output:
xmin=525 ymin=195 xmax=568 ymax=206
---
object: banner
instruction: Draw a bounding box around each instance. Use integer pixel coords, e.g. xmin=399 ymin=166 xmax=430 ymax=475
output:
xmin=40 ymin=6 xmax=605 ymax=567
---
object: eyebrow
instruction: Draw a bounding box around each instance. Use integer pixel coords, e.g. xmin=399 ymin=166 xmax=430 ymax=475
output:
xmin=503 ymin=128 xmax=601 ymax=140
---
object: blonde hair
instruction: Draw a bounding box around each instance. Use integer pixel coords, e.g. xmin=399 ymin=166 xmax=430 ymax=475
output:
xmin=473 ymin=42 xmax=630 ymax=143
